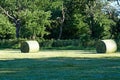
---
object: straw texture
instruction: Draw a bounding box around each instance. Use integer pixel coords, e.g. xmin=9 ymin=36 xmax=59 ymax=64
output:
xmin=21 ymin=41 xmax=39 ymax=53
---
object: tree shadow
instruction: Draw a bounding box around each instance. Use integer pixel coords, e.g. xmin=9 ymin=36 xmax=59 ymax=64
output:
xmin=0 ymin=57 xmax=120 ymax=80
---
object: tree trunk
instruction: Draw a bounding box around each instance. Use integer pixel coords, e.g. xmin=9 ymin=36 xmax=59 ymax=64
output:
xmin=57 ymin=4 xmax=65 ymax=40
xmin=89 ymin=14 xmax=95 ymax=38
xmin=58 ymin=24 xmax=63 ymax=39
xmin=15 ymin=19 xmax=21 ymax=38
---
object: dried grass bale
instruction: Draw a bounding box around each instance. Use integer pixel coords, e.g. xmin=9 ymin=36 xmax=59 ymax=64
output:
xmin=21 ymin=41 xmax=39 ymax=53
xmin=96 ymin=39 xmax=117 ymax=53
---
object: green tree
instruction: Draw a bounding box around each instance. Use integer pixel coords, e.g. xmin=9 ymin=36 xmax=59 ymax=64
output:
xmin=0 ymin=14 xmax=15 ymax=39
xmin=102 ymin=0 xmax=120 ymax=39
xmin=0 ymin=0 xmax=117 ymax=40
xmin=85 ymin=0 xmax=116 ymax=39
xmin=44 ymin=0 xmax=64 ymax=39
xmin=62 ymin=0 xmax=88 ymax=39
xmin=72 ymin=14 xmax=90 ymax=39
xmin=19 ymin=10 xmax=51 ymax=39
xmin=0 ymin=0 xmax=22 ymax=38
xmin=0 ymin=0 xmax=52 ymax=39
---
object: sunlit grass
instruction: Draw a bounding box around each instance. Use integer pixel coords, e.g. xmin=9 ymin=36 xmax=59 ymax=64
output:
xmin=0 ymin=49 xmax=120 ymax=60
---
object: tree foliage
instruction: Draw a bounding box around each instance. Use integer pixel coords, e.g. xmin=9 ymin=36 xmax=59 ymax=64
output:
xmin=19 ymin=10 xmax=51 ymax=39
xmin=85 ymin=0 xmax=116 ymax=39
xmin=0 ymin=0 xmax=119 ymax=40
xmin=0 ymin=14 xmax=15 ymax=39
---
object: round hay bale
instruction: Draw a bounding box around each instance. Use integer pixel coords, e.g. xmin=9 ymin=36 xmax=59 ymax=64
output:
xmin=20 ymin=40 xmax=39 ymax=53
xmin=96 ymin=39 xmax=117 ymax=53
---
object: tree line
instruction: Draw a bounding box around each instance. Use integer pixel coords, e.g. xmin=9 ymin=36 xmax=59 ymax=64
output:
xmin=0 ymin=0 xmax=120 ymax=41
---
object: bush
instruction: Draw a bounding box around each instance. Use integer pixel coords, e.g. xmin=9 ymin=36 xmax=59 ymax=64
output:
xmin=52 ymin=40 xmax=81 ymax=47
xmin=0 ymin=39 xmax=26 ymax=49
xmin=0 ymin=39 xmax=96 ymax=50
xmin=39 ymin=39 xmax=95 ymax=50
xmin=39 ymin=39 xmax=54 ymax=48
xmin=115 ymin=39 xmax=120 ymax=51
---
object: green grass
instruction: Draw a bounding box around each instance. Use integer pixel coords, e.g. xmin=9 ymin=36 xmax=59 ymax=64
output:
xmin=0 ymin=57 xmax=120 ymax=80
xmin=0 ymin=49 xmax=120 ymax=80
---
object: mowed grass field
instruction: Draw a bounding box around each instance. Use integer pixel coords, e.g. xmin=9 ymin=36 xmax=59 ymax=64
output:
xmin=0 ymin=49 xmax=120 ymax=80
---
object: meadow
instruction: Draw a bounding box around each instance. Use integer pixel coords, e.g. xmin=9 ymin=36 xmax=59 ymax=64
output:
xmin=0 ymin=49 xmax=120 ymax=80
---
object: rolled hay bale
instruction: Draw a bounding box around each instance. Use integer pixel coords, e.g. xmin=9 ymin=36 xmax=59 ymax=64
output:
xmin=20 ymin=40 xmax=39 ymax=53
xmin=96 ymin=39 xmax=117 ymax=53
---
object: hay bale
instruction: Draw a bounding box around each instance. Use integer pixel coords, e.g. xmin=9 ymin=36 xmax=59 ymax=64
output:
xmin=96 ymin=39 xmax=117 ymax=53
xmin=20 ymin=40 xmax=39 ymax=53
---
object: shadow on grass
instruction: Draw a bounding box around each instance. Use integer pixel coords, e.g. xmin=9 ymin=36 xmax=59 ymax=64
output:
xmin=0 ymin=57 xmax=120 ymax=80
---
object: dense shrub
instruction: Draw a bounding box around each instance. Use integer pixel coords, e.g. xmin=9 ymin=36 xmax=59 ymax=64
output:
xmin=0 ymin=39 xmax=26 ymax=49
xmin=39 ymin=39 xmax=54 ymax=48
xmin=39 ymin=39 xmax=95 ymax=49
xmin=115 ymin=40 xmax=120 ymax=51
xmin=0 ymin=39 xmax=96 ymax=50
xmin=52 ymin=40 xmax=80 ymax=47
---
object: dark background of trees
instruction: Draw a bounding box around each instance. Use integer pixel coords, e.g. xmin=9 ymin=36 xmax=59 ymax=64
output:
xmin=0 ymin=0 xmax=120 ymax=41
